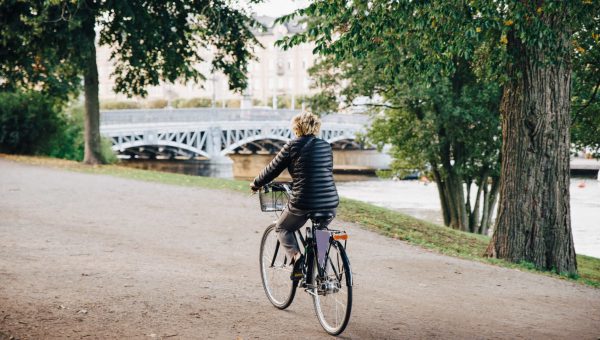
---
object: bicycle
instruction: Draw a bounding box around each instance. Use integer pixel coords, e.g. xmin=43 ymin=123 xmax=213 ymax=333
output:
xmin=257 ymin=181 xmax=353 ymax=336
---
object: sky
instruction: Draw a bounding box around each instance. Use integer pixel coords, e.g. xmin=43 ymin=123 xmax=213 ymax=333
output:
xmin=248 ymin=0 xmax=307 ymax=17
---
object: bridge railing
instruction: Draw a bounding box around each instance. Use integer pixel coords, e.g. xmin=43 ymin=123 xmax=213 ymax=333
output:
xmin=100 ymin=108 xmax=369 ymax=126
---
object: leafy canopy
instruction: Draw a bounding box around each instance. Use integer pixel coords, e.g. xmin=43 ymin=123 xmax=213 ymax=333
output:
xmin=572 ymin=10 xmax=600 ymax=156
xmin=277 ymin=1 xmax=598 ymax=84
xmin=0 ymin=0 xmax=261 ymax=98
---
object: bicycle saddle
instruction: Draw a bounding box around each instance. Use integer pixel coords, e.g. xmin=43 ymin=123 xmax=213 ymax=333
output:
xmin=308 ymin=211 xmax=335 ymax=221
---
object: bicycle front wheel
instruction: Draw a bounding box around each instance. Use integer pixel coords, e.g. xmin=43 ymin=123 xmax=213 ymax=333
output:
xmin=259 ymin=223 xmax=297 ymax=309
xmin=311 ymin=240 xmax=352 ymax=335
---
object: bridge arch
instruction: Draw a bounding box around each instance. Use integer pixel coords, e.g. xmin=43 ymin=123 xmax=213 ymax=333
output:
xmin=114 ymin=140 xmax=211 ymax=159
xmin=220 ymin=134 xmax=291 ymax=156
xmin=328 ymin=137 xmax=362 ymax=150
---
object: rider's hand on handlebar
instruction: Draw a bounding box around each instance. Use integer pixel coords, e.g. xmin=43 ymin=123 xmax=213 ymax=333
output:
xmin=250 ymin=182 xmax=260 ymax=193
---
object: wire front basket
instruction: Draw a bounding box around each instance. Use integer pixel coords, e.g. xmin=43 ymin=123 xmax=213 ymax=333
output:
xmin=259 ymin=186 xmax=289 ymax=212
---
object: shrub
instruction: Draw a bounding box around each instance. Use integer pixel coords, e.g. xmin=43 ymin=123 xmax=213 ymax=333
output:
xmin=144 ymin=99 xmax=168 ymax=109
xmin=225 ymin=99 xmax=240 ymax=108
xmin=0 ymin=91 xmax=62 ymax=154
xmin=101 ymin=136 xmax=118 ymax=164
xmin=100 ymin=100 xmax=141 ymax=110
xmin=45 ymin=103 xmax=117 ymax=163
xmin=0 ymin=93 xmax=117 ymax=163
xmin=173 ymin=97 xmax=212 ymax=108
xmin=43 ymin=103 xmax=85 ymax=161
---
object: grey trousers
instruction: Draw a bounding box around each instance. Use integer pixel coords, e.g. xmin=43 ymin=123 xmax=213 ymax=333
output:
xmin=275 ymin=204 xmax=336 ymax=259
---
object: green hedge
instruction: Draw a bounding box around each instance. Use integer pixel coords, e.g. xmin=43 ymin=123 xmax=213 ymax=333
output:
xmin=45 ymin=103 xmax=116 ymax=163
xmin=173 ymin=97 xmax=212 ymax=108
xmin=0 ymin=91 xmax=62 ymax=154
xmin=100 ymin=100 xmax=141 ymax=110
xmin=0 ymin=92 xmax=116 ymax=162
xmin=44 ymin=104 xmax=85 ymax=161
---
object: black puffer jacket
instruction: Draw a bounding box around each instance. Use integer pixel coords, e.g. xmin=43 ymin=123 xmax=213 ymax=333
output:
xmin=253 ymin=135 xmax=339 ymax=211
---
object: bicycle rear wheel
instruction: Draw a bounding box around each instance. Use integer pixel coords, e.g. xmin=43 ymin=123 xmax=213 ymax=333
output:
xmin=259 ymin=223 xmax=297 ymax=309
xmin=311 ymin=240 xmax=352 ymax=335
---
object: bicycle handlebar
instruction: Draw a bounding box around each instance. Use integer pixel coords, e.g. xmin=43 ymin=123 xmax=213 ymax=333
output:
xmin=263 ymin=181 xmax=292 ymax=194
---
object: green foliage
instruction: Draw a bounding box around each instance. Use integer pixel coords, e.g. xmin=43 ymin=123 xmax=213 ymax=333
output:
xmin=100 ymin=136 xmax=118 ymax=164
xmin=0 ymin=91 xmax=63 ymax=154
xmin=367 ymin=79 xmax=502 ymax=181
xmin=173 ymin=97 xmax=212 ymax=108
xmin=572 ymin=19 xmax=600 ymax=157
xmin=374 ymin=169 xmax=393 ymax=179
xmin=0 ymin=2 xmax=82 ymax=101
xmin=277 ymin=2 xmax=596 ymax=85
xmin=44 ymin=103 xmax=85 ymax=161
xmin=281 ymin=0 xmax=504 ymax=232
xmin=97 ymin=1 xmax=260 ymax=96
xmin=302 ymin=59 xmax=342 ymax=114
xmin=280 ymin=0 xmax=599 ymax=157
xmin=0 ymin=1 xmax=261 ymax=97
xmin=0 ymin=0 xmax=262 ymax=163
xmin=0 ymin=92 xmax=88 ymax=161
xmin=100 ymin=101 xmax=141 ymax=110
xmin=41 ymin=102 xmax=117 ymax=163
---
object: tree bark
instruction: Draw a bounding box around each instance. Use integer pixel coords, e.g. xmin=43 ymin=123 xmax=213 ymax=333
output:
xmin=432 ymin=167 xmax=451 ymax=226
xmin=485 ymin=17 xmax=577 ymax=274
xmin=83 ymin=15 xmax=103 ymax=165
xmin=481 ymin=176 xmax=500 ymax=236
xmin=470 ymin=179 xmax=483 ymax=233
xmin=465 ymin=180 xmax=472 ymax=231
xmin=450 ymin=172 xmax=468 ymax=231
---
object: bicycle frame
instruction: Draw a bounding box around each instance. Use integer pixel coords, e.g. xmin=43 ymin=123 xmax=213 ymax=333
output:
xmin=294 ymin=221 xmax=351 ymax=289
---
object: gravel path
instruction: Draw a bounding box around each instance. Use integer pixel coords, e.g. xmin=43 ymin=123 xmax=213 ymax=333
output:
xmin=1 ymin=158 xmax=599 ymax=339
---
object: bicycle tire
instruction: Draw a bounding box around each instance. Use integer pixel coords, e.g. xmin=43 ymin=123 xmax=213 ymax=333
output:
xmin=259 ymin=223 xmax=297 ymax=309
xmin=311 ymin=240 xmax=352 ymax=335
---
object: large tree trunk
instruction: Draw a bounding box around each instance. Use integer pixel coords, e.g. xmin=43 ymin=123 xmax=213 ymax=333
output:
xmin=82 ymin=15 xmax=103 ymax=165
xmin=485 ymin=19 xmax=577 ymax=274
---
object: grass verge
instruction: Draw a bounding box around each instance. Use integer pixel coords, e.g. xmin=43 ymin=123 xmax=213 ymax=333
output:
xmin=3 ymin=154 xmax=599 ymax=288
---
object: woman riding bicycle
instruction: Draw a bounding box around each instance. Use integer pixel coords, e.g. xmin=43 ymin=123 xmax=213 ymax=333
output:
xmin=251 ymin=112 xmax=339 ymax=279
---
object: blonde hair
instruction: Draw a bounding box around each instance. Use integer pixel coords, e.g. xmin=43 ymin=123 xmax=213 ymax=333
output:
xmin=291 ymin=112 xmax=321 ymax=137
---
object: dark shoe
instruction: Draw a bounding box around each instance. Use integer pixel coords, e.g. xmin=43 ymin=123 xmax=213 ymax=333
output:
xmin=290 ymin=254 xmax=304 ymax=281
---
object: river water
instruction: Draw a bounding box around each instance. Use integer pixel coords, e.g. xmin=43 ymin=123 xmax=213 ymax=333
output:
xmin=337 ymin=178 xmax=600 ymax=259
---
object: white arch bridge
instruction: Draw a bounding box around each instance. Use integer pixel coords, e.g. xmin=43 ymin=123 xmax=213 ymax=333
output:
xmin=99 ymin=108 xmax=370 ymax=160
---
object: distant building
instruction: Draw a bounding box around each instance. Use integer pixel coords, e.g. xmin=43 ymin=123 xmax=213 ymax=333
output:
xmin=97 ymin=15 xmax=317 ymax=109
